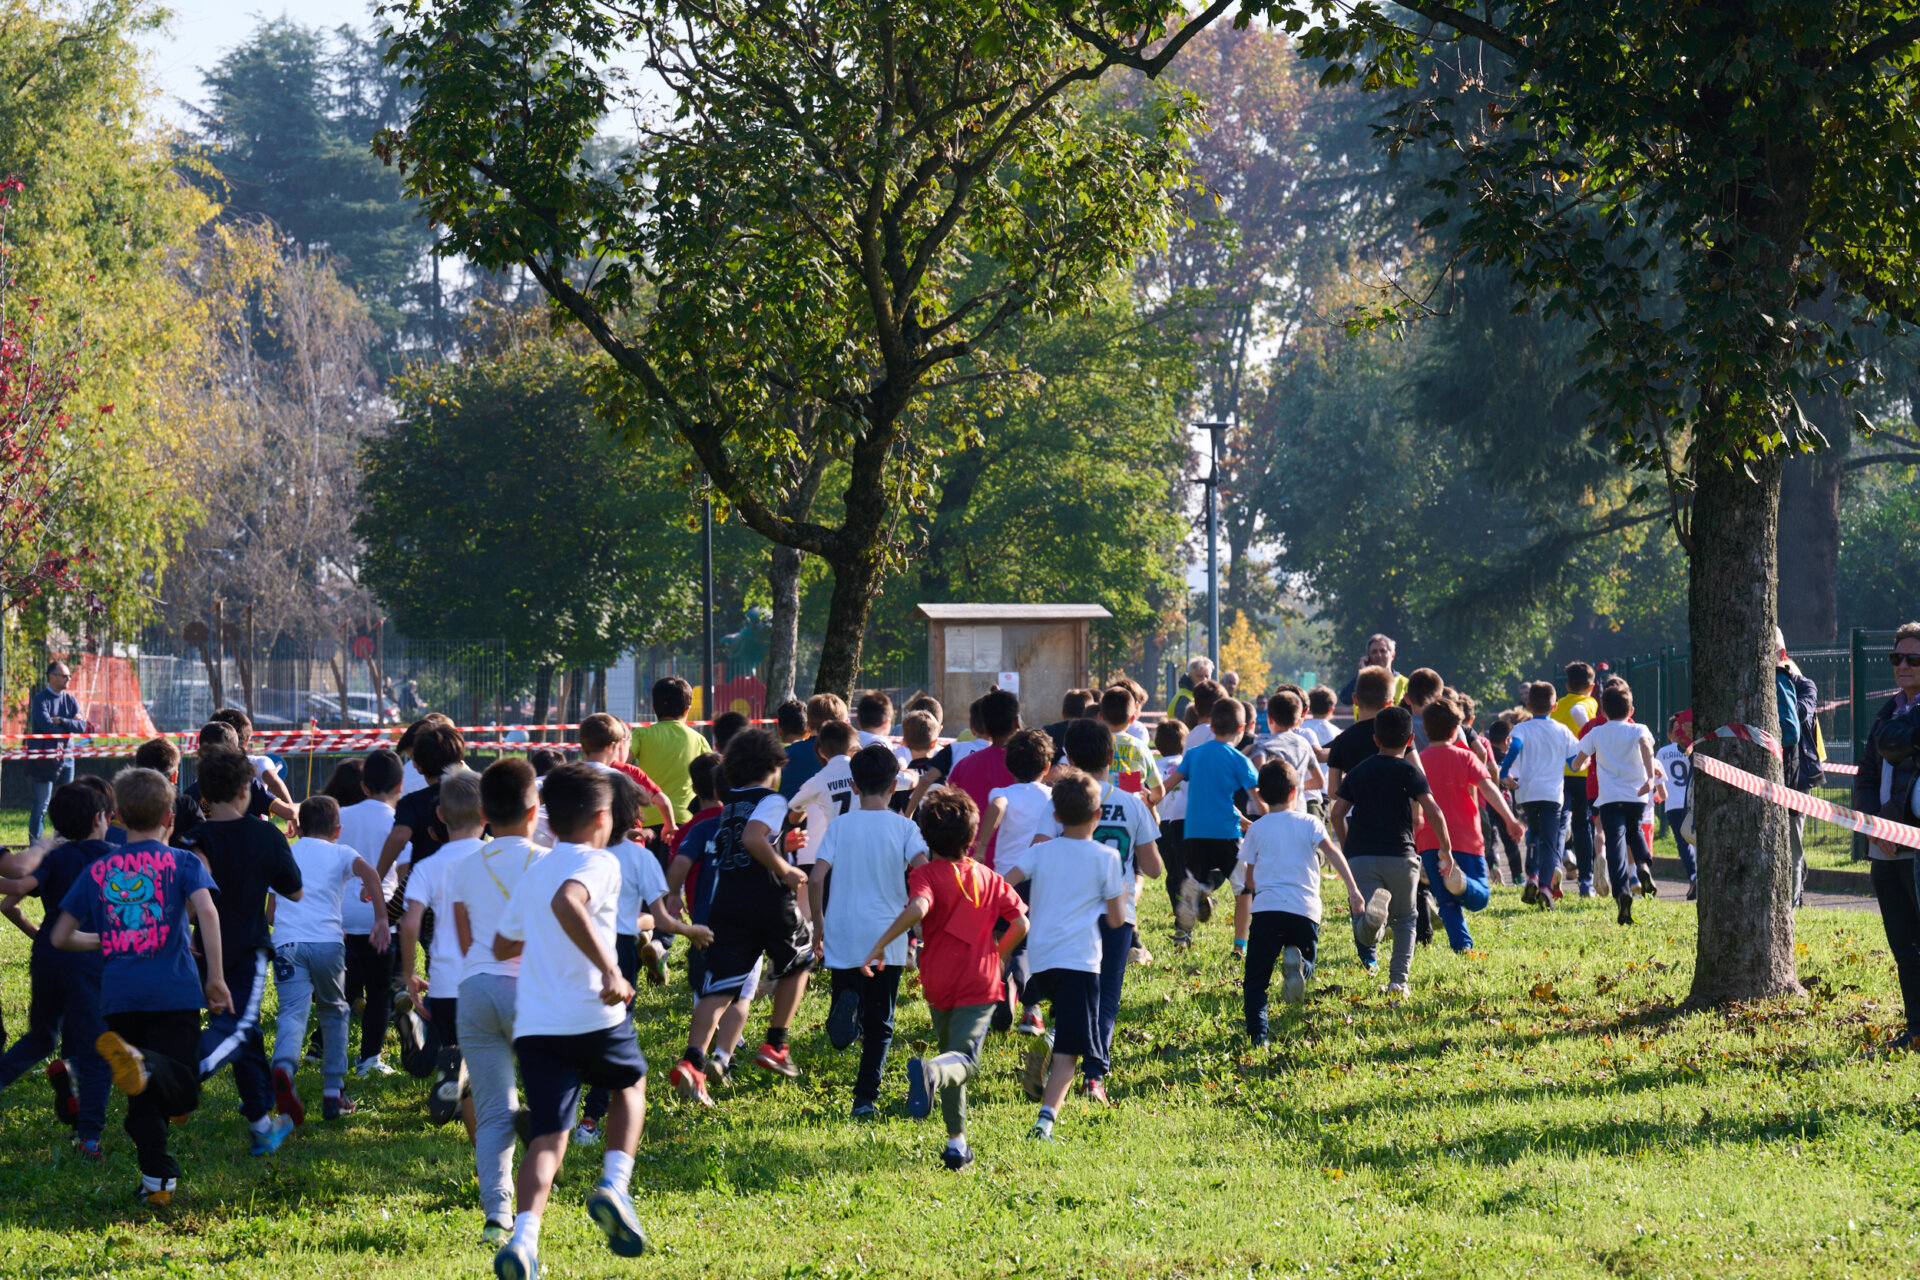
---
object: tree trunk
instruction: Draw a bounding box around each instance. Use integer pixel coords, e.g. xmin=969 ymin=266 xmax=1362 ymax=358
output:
xmin=813 ymin=551 xmax=884 ymax=700
xmin=766 ymin=544 xmax=804 ymax=705
xmin=533 ymin=663 xmax=553 ymax=741
xmin=1776 ymin=450 xmax=1841 ymax=646
xmin=1687 ymin=450 xmax=1802 ymax=1006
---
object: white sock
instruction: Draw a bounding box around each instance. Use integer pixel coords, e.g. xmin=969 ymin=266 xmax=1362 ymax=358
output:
xmin=711 ymin=1049 xmax=731 ymax=1072
xmin=249 ymin=1115 xmax=273 ymax=1135
xmin=141 ymin=1173 xmax=165 ymax=1193
xmin=511 ymin=1212 xmax=541 ymax=1247
xmin=946 ymin=1135 xmax=967 ymax=1153
xmin=602 ymin=1149 xmax=634 ymax=1194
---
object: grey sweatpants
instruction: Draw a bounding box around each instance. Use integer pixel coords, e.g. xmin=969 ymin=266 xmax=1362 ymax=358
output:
xmin=457 ymin=972 xmax=519 ymax=1226
xmin=1349 ymin=856 xmax=1420 ymax=986
xmin=923 ymin=1003 xmax=996 ymax=1136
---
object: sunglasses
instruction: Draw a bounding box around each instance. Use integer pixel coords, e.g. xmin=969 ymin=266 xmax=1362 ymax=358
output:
xmin=1892 ymin=652 xmax=1920 ymax=668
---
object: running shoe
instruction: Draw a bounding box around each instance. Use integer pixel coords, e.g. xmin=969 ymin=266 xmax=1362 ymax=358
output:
xmin=1638 ymin=864 xmax=1659 ymax=897
xmin=1520 ymin=881 xmax=1538 ymax=905
xmin=1617 ymin=894 xmax=1634 ymax=926
xmin=704 ymin=1054 xmax=732 ymax=1091
xmin=72 ymin=1136 xmax=103 ymax=1161
xmin=95 ymin=1032 xmax=149 ymax=1097
xmin=481 ymin=1223 xmax=510 ymax=1248
xmin=1280 ymin=945 xmax=1308 ymax=1004
xmin=941 ymin=1143 xmax=976 ymax=1172
xmin=1359 ymin=888 xmax=1392 ymax=947
xmin=133 ymin=1179 xmax=175 ymax=1208
xmin=851 ymin=1101 xmax=878 ymax=1119
xmin=1384 ymin=982 xmax=1410 ymax=997
xmin=1129 ymin=945 xmax=1153 ymax=967
xmin=1021 ymin=1040 xmax=1051 ymax=1102
xmin=1028 ymin=1117 xmax=1054 ymax=1142
xmin=755 ymin=1043 xmax=800 ymax=1078
xmin=47 ymin=1059 xmax=76 ymax=1125
xmin=356 ymin=1055 xmax=398 ymax=1078
xmin=586 ymin=1181 xmax=649 ymax=1256
xmin=1686 ymin=877 xmax=1697 ymax=902
xmin=1174 ymin=878 xmax=1201 ymax=934
xmin=272 ymin=1064 xmax=306 ymax=1126
xmin=251 ymin=1114 xmax=296 ymax=1156
xmin=1079 ymin=1078 xmax=1110 ymax=1106
xmin=1196 ymin=892 xmax=1215 ymax=924
xmin=323 ymin=1094 xmax=358 ymax=1121
xmin=668 ymin=1059 xmax=714 ymax=1106
xmin=493 ymin=1236 xmax=539 ymax=1280
xmin=1015 ymin=1008 xmax=1047 ymax=1037
xmin=826 ymin=988 xmax=862 ymax=1050
xmin=905 ymin=1057 xmax=932 ymax=1120
xmin=428 ymin=1047 xmax=466 ymax=1126
xmin=572 ymin=1119 xmax=604 ymax=1146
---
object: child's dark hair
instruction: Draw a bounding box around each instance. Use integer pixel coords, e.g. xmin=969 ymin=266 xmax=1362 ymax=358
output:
xmin=689 ymin=751 xmax=724 ymax=804
xmin=905 ymin=694 xmax=943 ymax=723
xmin=1256 ymin=758 xmax=1298 ymax=807
xmin=1526 ymin=681 xmax=1557 ymax=716
xmin=712 ymin=711 xmax=750 ymax=751
xmin=1404 ymin=668 xmax=1443 ymax=706
xmin=901 ymin=710 xmax=939 ymax=754
xmin=856 ymin=690 xmax=892 ymax=730
xmin=1308 ymin=686 xmax=1335 ymax=716
xmin=322 ymin=759 xmax=367 ymax=807
xmin=111 ymin=767 xmax=174 ymax=833
xmin=411 ymin=723 xmax=466 ymax=778
xmin=578 ymin=712 xmax=630 ymax=754
xmin=916 ymin=788 xmax=978 ymax=859
xmin=1064 ymin=718 xmax=1114 ymax=773
xmin=775 ymin=698 xmax=807 ymax=738
xmin=299 ymin=794 xmax=341 ymax=836
xmin=1004 ymin=727 xmax=1055 ymax=783
xmin=395 ymin=713 xmax=453 ymax=757
xmin=1421 ymin=698 xmax=1462 ymax=744
xmin=480 ymin=756 xmax=538 ymax=826
xmin=1191 ymin=679 xmax=1223 ymax=716
xmin=1268 ymin=689 xmax=1302 ymax=730
xmin=722 ymin=728 xmax=787 ymax=789
xmin=816 ymin=719 xmax=856 ymax=757
xmin=1601 ymin=685 xmax=1632 ymax=720
xmin=1373 ymin=705 xmax=1414 ymax=752
xmin=76 ymin=774 xmax=114 ymax=803
xmin=529 ymin=747 xmax=562 ymax=776
xmin=1154 ymin=717 xmax=1186 ymax=758
xmin=979 ymin=688 xmax=1020 ymax=739
xmin=543 ymin=762 xmax=613 ymax=841
xmin=134 ymin=736 xmax=181 ymax=776
xmin=196 ymin=720 xmax=239 ymax=754
xmin=1209 ymin=696 xmax=1246 ymax=736
xmin=362 ymin=748 xmax=405 ymax=796
xmin=849 ymin=743 xmax=900 ymax=796
xmin=198 ymin=746 xmax=255 ymax=805
xmin=1098 ymin=686 xmax=1135 ymax=727
xmin=652 ymin=675 xmax=694 ymax=720
xmin=1051 ymin=769 xmax=1100 ymax=828
xmin=48 ymin=780 xmax=113 ymax=842
xmin=210 ymin=706 xmax=253 ymax=745
xmin=607 ymin=769 xmax=644 ymax=840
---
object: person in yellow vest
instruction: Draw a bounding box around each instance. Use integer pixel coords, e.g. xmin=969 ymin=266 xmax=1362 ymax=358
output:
xmin=1338 ymin=635 xmax=1410 ymax=715
xmin=1550 ymin=662 xmax=1600 ymax=895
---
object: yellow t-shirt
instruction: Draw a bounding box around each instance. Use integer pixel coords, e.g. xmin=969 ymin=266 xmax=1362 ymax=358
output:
xmin=1551 ymin=692 xmax=1598 ymax=777
xmin=631 ymin=719 xmax=708 ymax=825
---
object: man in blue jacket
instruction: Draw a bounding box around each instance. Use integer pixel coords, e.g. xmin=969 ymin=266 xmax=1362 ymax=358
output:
xmin=1774 ymin=630 xmax=1821 ymax=908
xmin=27 ymin=661 xmax=90 ymax=841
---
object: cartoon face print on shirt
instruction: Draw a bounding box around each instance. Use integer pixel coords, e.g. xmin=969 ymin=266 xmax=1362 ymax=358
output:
xmin=88 ymin=846 xmax=184 ymax=957
xmin=102 ymin=863 xmax=158 ymax=931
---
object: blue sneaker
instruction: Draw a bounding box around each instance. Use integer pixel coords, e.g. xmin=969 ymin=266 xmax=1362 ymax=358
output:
xmin=493 ymin=1236 xmax=538 ymax=1280
xmin=250 ymin=1114 xmax=295 ymax=1156
xmin=905 ymin=1057 xmax=931 ymax=1120
xmin=586 ymin=1182 xmax=648 ymax=1257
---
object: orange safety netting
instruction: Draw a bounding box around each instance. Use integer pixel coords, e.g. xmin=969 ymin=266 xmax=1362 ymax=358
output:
xmin=3 ymin=654 xmax=159 ymax=740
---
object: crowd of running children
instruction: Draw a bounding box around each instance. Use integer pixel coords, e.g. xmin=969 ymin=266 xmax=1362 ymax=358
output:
xmin=0 ymin=660 xmax=1689 ymax=1279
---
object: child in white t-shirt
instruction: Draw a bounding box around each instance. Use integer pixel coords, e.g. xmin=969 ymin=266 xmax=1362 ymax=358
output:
xmin=1500 ymin=682 xmax=1582 ymax=903
xmin=270 ymin=795 xmax=389 ymax=1124
xmin=977 ymin=728 xmax=1057 ymax=862
xmin=812 ymin=744 xmax=930 ymax=1116
xmin=1238 ymin=760 xmax=1364 ymax=1042
xmin=491 ymin=763 xmax=652 ymax=1277
xmin=1655 ymin=715 xmax=1695 ymax=894
xmin=1570 ymin=684 xmax=1665 ymax=927
xmin=448 ymin=759 xmax=548 ymax=1246
xmin=401 ymin=765 xmax=484 ymax=1131
xmin=336 ymin=748 xmax=403 ymax=1078
xmin=997 ymin=770 xmax=1128 ymax=1143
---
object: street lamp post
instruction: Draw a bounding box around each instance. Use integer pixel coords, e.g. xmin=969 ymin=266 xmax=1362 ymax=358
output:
xmin=1195 ymin=421 xmax=1231 ymax=671
xmin=702 ymin=486 xmax=716 ymax=734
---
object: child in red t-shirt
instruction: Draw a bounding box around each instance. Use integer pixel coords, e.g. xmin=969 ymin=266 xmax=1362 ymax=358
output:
xmin=1416 ymin=700 xmax=1524 ymax=953
xmin=861 ymin=788 xmax=1027 ymax=1172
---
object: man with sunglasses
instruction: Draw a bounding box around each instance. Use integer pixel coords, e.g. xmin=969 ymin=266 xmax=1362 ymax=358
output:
xmin=27 ymin=661 xmax=92 ymax=842
xmin=1859 ymin=623 xmax=1920 ymax=1050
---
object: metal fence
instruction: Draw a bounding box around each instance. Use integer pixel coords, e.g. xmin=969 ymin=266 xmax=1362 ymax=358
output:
xmin=616 ymin=637 xmax=933 ymax=723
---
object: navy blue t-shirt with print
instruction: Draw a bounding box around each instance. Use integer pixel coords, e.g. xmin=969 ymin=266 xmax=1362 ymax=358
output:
xmin=673 ymin=814 xmax=724 ymax=926
xmin=30 ymin=838 xmax=113 ymax=976
xmin=59 ymin=839 xmax=218 ymax=1016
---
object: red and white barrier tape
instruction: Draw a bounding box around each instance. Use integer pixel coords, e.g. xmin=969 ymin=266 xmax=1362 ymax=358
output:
xmin=1692 ymin=751 xmax=1920 ymax=848
xmin=1711 ymin=723 xmax=1782 ymax=757
xmin=1821 ymin=762 xmax=1860 ymax=776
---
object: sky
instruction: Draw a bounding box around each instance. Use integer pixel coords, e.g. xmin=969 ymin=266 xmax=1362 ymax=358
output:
xmin=141 ymin=1 xmax=376 ymax=122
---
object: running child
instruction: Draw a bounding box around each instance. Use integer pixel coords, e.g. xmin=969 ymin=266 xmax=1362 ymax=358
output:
xmin=337 ymin=748 xmax=404 ymax=1076
xmin=1239 ymin=760 xmax=1365 ymax=1042
xmin=1501 ymin=683 xmax=1581 ymax=907
xmin=668 ymin=729 xmax=814 ymax=1101
xmin=812 ymin=744 xmax=930 ymax=1116
xmin=664 ymin=753 xmax=759 ymax=1093
xmin=1166 ymin=697 xmax=1261 ymax=940
xmin=270 ymin=795 xmax=389 ymax=1124
xmin=1655 ymin=715 xmax=1695 ymax=898
xmin=1415 ymin=699 xmax=1524 ymax=953
xmin=401 ymin=765 xmax=485 ymax=1127
xmin=1570 ymin=683 xmax=1665 ymax=926
xmin=490 ymin=763 xmax=652 ymax=1279
xmin=51 ymin=767 xmax=230 ymax=1206
xmin=997 ymin=769 xmax=1127 ymax=1141
xmin=974 ymin=727 xmax=1055 ymax=1035
xmin=1153 ymin=718 xmax=1189 ymax=922
xmin=869 ymin=788 xmax=1028 ymax=1170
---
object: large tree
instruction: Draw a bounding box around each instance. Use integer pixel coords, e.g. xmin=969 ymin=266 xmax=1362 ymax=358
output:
xmin=1293 ymin=1 xmax=1920 ymax=1003
xmin=375 ymin=0 xmax=1246 ymax=696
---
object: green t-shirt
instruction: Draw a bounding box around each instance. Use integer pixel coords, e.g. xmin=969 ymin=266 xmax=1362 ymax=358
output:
xmin=632 ymin=719 xmax=708 ymax=825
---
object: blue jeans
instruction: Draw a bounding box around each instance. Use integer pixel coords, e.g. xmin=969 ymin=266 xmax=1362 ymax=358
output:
xmin=0 ymin=963 xmax=109 ymax=1138
xmin=1084 ymin=918 xmax=1134 ymax=1080
xmin=1665 ymin=810 xmax=1695 ymax=879
xmin=1598 ymin=803 xmax=1650 ymax=897
xmin=1522 ymin=800 xmax=1565 ymax=885
xmin=271 ymin=941 xmax=349 ymax=1094
xmin=1563 ymin=777 xmax=1595 ymax=890
xmin=27 ymin=760 xmax=74 ymax=841
xmin=200 ymin=949 xmax=274 ymax=1122
xmin=1420 ymin=850 xmax=1490 ymax=952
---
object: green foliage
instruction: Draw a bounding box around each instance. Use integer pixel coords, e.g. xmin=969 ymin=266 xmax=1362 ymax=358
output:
xmin=1837 ymin=461 xmax=1920 ymax=628
xmin=191 ymin=18 xmax=432 ymax=340
xmin=354 ymin=328 xmax=706 ymax=676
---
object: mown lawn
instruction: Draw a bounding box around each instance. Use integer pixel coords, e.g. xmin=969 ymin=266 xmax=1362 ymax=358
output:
xmin=0 ymin=806 xmax=1916 ymax=1278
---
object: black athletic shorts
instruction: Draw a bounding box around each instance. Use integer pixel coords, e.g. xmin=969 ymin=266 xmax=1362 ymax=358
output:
xmin=700 ymin=895 xmax=812 ymax=997
xmin=1024 ymin=968 xmax=1100 ymax=1060
xmin=514 ymin=1018 xmax=647 ymax=1138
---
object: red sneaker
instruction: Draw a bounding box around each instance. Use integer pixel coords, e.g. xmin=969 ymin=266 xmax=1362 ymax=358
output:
xmin=47 ymin=1059 xmax=77 ymax=1125
xmin=667 ymin=1059 xmax=714 ymax=1106
xmin=272 ymin=1065 xmax=306 ymax=1126
xmin=1016 ymin=1009 xmax=1047 ymax=1037
xmin=1079 ymin=1078 xmax=1111 ymax=1106
xmin=754 ymin=1043 xmax=800 ymax=1079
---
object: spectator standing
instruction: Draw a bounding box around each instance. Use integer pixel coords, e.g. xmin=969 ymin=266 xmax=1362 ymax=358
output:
xmin=1774 ymin=629 xmax=1822 ymax=908
xmin=27 ymin=661 xmax=89 ymax=842
xmin=1858 ymin=622 xmax=1920 ymax=1049
xmin=1336 ymin=636 xmax=1408 ymax=715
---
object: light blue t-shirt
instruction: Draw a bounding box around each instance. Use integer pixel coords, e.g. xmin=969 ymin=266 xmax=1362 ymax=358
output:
xmin=1171 ymin=739 xmax=1260 ymax=840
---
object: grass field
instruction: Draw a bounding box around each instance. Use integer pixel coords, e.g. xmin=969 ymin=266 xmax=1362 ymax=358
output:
xmin=2 ymin=808 xmax=1918 ymax=1278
